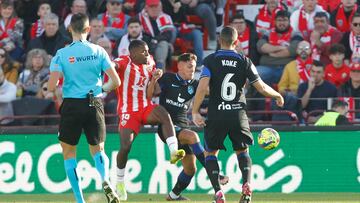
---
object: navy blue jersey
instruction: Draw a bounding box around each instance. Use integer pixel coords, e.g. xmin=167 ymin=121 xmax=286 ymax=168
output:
xmin=158 ymin=73 xmax=198 ymax=127
xmin=201 ymin=49 xmax=259 ymax=119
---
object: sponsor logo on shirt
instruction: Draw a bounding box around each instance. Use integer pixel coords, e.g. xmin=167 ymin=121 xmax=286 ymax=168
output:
xmin=69 ymin=56 xmax=75 ymax=63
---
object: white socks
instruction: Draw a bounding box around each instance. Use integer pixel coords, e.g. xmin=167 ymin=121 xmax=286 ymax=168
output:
xmin=166 ymin=136 xmax=178 ymax=154
xmin=117 ymin=167 xmax=125 ymax=183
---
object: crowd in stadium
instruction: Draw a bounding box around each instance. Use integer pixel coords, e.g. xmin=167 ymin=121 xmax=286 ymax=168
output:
xmin=0 ymin=0 xmax=360 ymax=126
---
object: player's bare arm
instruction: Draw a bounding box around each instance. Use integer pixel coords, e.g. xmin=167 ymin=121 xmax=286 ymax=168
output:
xmin=192 ymin=77 xmax=209 ymax=127
xmin=146 ymin=69 xmax=162 ymax=99
xmin=252 ymin=79 xmax=284 ymax=107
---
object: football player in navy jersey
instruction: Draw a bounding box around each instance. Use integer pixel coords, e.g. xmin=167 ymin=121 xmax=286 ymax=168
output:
xmin=192 ymin=27 xmax=284 ymax=203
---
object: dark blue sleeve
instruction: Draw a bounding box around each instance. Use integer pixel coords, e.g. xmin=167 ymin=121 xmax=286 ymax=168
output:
xmin=200 ymin=66 xmax=211 ymax=78
xmin=157 ymin=74 xmax=166 ymax=91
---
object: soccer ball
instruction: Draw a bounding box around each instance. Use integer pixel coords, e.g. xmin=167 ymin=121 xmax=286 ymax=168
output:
xmin=258 ymin=128 xmax=280 ymax=150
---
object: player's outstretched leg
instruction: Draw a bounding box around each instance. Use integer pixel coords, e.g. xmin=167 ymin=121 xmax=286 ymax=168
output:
xmin=166 ymin=155 xmax=195 ymax=201
xmin=147 ymin=106 xmax=185 ymax=164
xmin=237 ymin=149 xmax=252 ymax=203
xmin=116 ymin=129 xmax=136 ymax=201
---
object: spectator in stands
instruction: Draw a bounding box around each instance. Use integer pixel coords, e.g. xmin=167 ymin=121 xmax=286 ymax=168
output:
xmin=248 ymin=11 xmax=301 ymax=121
xmin=27 ymin=13 xmax=70 ymax=57
xmin=315 ymin=99 xmax=350 ymax=125
xmin=176 ymin=0 xmax=218 ymax=50
xmin=36 ymin=79 xmax=54 ymax=99
xmin=0 ymin=67 xmax=16 ymax=125
xmin=341 ymin=12 xmax=360 ymax=63
xmin=97 ymin=0 xmax=130 ymax=42
xmin=17 ymin=49 xmax=50 ymax=97
xmin=278 ymin=40 xmax=313 ymax=95
xmin=88 ymin=18 xmax=107 ymax=43
xmin=139 ymin=0 xmax=176 ymax=69
xmin=272 ymin=40 xmax=312 ymax=121
xmin=338 ymin=62 xmax=360 ymax=118
xmin=257 ymin=10 xmax=302 ymax=85
xmin=35 ymin=78 xmax=62 ymax=111
xmin=30 ymin=1 xmax=52 ymax=40
xmin=161 ymin=0 xmax=204 ymax=66
xmin=325 ymin=43 xmax=350 ymax=87
xmin=122 ymin=0 xmax=144 ymax=16
xmin=318 ymin=0 xmax=341 ymax=13
xmin=97 ymin=37 xmax=115 ymax=59
xmin=298 ymin=60 xmax=338 ymax=122
xmin=0 ymin=0 xmax=24 ymax=61
xmin=330 ymin=0 xmax=359 ymax=32
xmin=255 ymin=0 xmax=287 ymax=36
xmin=290 ymin=0 xmax=326 ymax=40
xmin=0 ymin=47 xmax=21 ymax=84
xmin=63 ymin=0 xmax=87 ymax=30
xmin=230 ymin=13 xmax=259 ymax=65
xmin=117 ymin=17 xmax=153 ymax=57
xmin=310 ymin=12 xmax=343 ymax=65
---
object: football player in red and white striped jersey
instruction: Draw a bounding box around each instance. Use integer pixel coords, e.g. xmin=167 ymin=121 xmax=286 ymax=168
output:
xmin=104 ymin=39 xmax=185 ymax=200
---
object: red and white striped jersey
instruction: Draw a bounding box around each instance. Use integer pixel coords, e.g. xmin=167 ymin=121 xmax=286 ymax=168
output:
xmin=114 ymin=55 xmax=156 ymax=113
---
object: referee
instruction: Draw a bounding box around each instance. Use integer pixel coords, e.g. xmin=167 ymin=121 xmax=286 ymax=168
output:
xmin=48 ymin=13 xmax=121 ymax=203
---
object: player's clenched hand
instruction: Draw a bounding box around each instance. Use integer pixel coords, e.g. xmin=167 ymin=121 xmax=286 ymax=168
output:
xmin=192 ymin=113 xmax=206 ymax=127
xmin=152 ymin=69 xmax=163 ymax=81
xmin=275 ymin=94 xmax=284 ymax=107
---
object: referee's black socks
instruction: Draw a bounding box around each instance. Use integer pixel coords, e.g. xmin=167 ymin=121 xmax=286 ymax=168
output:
xmin=205 ymin=155 xmax=221 ymax=192
xmin=237 ymin=151 xmax=252 ymax=184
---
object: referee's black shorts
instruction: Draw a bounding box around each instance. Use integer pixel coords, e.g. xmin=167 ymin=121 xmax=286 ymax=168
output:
xmin=58 ymin=98 xmax=106 ymax=145
xmin=204 ymin=110 xmax=254 ymax=151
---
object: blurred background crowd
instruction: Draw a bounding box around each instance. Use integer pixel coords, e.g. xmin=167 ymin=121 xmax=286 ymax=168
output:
xmin=0 ymin=0 xmax=359 ymax=126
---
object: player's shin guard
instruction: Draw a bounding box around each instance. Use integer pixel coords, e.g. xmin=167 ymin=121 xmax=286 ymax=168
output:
xmin=205 ymin=155 xmax=221 ymax=193
xmin=64 ymin=158 xmax=85 ymax=203
xmin=190 ymin=142 xmax=206 ymax=166
xmin=237 ymin=151 xmax=252 ymax=184
xmin=170 ymin=170 xmax=193 ymax=198
xmin=93 ymin=151 xmax=110 ymax=182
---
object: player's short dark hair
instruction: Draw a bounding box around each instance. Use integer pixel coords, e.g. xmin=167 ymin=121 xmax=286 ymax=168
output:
xmin=178 ymin=53 xmax=197 ymax=62
xmin=275 ymin=10 xmax=290 ymax=19
xmin=312 ymin=60 xmax=325 ymax=70
xmin=220 ymin=26 xmax=237 ymax=46
xmin=70 ymin=13 xmax=89 ymax=34
xmin=352 ymin=12 xmax=360 ymax=22
xmin=231 ymin=13 xmax=245 ymax=23
xmin=129 ymin=39 xmax=147 ymax=52
xmin=329 ymin=43 xmax=346 ymax=55
xmin=332 ymin=100 xmax=348 ymax=109
xmin=127 ymin=17 xmax=141 ymax=26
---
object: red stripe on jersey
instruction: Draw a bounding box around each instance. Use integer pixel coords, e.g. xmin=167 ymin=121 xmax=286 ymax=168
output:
xmin=114 ymin=55 xmax=155 ymax=113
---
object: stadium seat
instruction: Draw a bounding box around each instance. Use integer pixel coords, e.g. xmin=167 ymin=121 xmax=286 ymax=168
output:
xmin=224 ymin=0 xmax=260 ymax=25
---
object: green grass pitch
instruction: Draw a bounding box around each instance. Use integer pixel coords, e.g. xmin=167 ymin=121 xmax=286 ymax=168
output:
xmin=0 ymin=193 xmax=360 ymax=203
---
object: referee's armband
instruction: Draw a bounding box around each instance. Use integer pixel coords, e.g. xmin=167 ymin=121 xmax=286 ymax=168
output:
xmin=200 ymin=66 xmax=211 ymax=78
